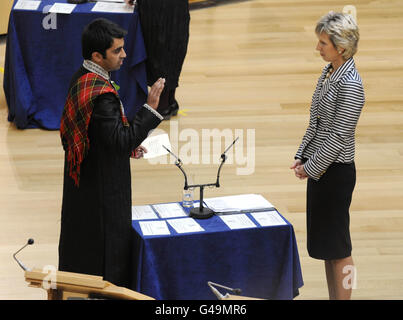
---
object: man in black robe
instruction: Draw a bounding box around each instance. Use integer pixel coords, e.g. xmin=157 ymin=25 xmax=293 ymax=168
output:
xmin=58 ymin=18 xmax=165 ymax=288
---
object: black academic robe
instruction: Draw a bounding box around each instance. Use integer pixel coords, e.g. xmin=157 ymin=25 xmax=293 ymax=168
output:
xmin=58 ymin=67 xmax=161 ymax=288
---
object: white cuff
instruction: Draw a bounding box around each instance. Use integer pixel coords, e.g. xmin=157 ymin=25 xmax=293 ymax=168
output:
xmin=143 ymin=103 xmax=163 ymax=121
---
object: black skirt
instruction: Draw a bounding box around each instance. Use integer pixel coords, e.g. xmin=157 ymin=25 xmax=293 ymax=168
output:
xmin=306 ymin=162 xmax=356 ymax=260
xmin=137 ymin=0 xmax=190 ymax=89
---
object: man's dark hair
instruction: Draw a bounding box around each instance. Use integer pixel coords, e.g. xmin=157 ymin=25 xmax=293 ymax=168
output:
xmin=82 ymin=18 xmax=127 ymax=60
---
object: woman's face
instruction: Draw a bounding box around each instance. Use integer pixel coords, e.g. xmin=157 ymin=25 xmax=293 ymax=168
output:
xmin=316 ymin=32 xmax=341 ymax=63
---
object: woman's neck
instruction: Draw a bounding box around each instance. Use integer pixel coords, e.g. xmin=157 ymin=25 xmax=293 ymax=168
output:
xmin=331 ymin=57 xmax=347 ymax=72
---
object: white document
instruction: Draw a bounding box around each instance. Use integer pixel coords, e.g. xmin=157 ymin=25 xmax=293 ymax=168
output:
xmin=141 ymin=133 xmax=171 ymax=159
xmin=132 ymin=205 xmax=158 ymax=220
xmin=204 ymin=194 xmax=274 ymax=213
xmin=192 ymin=201 xmax=206 ymax=208
xmin=167 ymin=218 xmax=204 ymax=234
xmin=14 ymin=0 xmax=41 ymax=11
xmin=92 ymin=2 xmax=134 ymax=13
xmin=139 ymin=220 xmax=170 ymax=236
xmin=251 ymin=211 xmax=287 ymax=227
xmin=48 ymin=3 xmax=76 ymax=14
xmin=153 ymin=203 xmax=187 ymax=219
xmin=219 ymin=214 xmax=257 ymax=230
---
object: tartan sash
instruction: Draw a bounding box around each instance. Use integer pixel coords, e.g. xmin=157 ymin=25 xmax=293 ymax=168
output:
xmin=60 ymin=72 xmax=129 ymax=187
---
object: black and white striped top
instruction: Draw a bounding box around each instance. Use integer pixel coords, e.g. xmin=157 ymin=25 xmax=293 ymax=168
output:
xmin=295 ymin=58 xmax=365 ymax=181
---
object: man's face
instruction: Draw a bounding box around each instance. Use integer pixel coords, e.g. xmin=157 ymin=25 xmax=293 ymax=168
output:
xmin=97 ymin=37 xmax=126 ymax=72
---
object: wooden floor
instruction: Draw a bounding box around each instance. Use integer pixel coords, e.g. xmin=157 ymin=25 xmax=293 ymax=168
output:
xmin=1 ymin=0 xmax=403 ymax=300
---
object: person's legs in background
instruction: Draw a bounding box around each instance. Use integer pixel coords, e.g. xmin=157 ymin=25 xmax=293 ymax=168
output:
xmin=325 ymin=256 xmax=355 ymax=300
xmin=157 ymin=87 xmax=179 ymax=120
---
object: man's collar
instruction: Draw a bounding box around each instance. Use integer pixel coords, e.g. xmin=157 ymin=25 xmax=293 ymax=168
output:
xmin=83 ymin=60 xmax=110 ymax=81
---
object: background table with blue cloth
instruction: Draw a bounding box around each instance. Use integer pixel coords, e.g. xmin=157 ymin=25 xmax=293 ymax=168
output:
xmin=131 ymin=203 xmax=304 ymax=300
xmin=4 ymin=0 xmax=147 ymax=129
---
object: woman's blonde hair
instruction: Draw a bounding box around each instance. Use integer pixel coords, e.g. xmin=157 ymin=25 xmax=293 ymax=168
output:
xmin=315 ymin=11 xmax=360 ymax=60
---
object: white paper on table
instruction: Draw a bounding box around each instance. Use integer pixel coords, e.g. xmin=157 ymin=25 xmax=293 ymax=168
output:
xmin=91 ymin=2 xmax=134 ymax=13
xmin=192 ymin=201 xmax=207 ymax=208
xmin=204 ymin=194 xmax=274 ymax=213
xmin=132 ymin=205 xmax=158 ymax=220
xmin=139 ymin=220 xmax=170 ymax=236
xmin=48 ymin=3 xmax=76 ymax=14
xmin=14 ymin=0 xmax=41 ymax=11
xmin=152 ymin=203 xmax=187 ymax=219
xmin=251 ymin=211 xmax=287 ymax=227
xmin=167 ymin=218 xmax=204 ymax=234
xmin=219 ymin=214 xmax=257 ymax=230
xmin=141 ymin=133 xmax=171 ymax=159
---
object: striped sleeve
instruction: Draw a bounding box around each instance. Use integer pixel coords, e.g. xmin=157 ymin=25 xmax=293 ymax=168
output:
xmin=295 ymin=76 xmax=325 ymax=160
xmin=295 ymin=125 xmax=315 ymax=160
xmin=303 ymin=79 xmax=365 ymax=180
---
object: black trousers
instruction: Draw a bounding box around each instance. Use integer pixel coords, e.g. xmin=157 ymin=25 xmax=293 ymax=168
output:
xmin=306 ymin=162 xmax=356 ymax=260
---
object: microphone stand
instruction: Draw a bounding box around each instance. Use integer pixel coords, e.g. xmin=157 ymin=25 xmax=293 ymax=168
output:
xmin=163 ymin=137 xmax=238 ymax=219
xmin=13 ymin=238 xmax=34 ymax=271
xmin=207 ymin=281 xmax=242 ymax=299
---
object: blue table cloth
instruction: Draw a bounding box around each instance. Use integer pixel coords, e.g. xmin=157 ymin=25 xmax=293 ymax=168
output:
xmin=131 ymin=203 xmax=304 ymax=300
xmin=4 ymin=0 xmax=147 ymax=129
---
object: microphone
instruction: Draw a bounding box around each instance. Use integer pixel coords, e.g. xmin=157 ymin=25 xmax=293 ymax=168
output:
xmin=207 ymin=281 xmax=242 ymax=299
xmin=222 ymin=136 xmax=239 ymax=158
xmin=13 ymin=238 xmax=34 ymax=271
xmin=216 ymin=137 xmax=239 ymax=188
xmin=162 ymin=145 xmax=189 ymax=189
xmin=208 ymin=281 xmax=228 ymax=300
xmin=163 ymin=138 xmax=239 ymax=219
xmin=162 ymin=145 xmax=183 ymax=167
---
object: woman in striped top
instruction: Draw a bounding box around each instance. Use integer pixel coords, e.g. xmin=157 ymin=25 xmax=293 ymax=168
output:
xmin=290 ymin=12 xmax=365 ymax=300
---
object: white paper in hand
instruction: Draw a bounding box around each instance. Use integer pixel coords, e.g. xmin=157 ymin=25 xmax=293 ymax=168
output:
xmin=141 ymin=133 xmax=171 ymax=159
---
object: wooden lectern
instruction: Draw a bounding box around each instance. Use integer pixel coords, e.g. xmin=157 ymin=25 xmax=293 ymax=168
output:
xmin=25 ymin=268 xmax=154 ymax=300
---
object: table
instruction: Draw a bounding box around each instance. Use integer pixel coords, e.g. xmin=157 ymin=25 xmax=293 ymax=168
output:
xmin=131 ymin=201 xmax=304 ymax=300
xmin=4 ymin=0 xmax=147 ymax=129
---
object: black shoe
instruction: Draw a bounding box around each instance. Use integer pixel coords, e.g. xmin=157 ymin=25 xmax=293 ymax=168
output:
xmin=170 ymin=101 xmax=179 ymax=117
xmin=160 ymin=101 xmax=179 ymax=120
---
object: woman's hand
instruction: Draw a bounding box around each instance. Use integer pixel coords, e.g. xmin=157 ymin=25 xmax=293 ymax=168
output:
xmin=290 ymin=159 xmax=302 ymax=170
xmin=290 ymin=159 xmax=308 ymax=180
xmin=295 ymin=164 xmax=308 ymax=180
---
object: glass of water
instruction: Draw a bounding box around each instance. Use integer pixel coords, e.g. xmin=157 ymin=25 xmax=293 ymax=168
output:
xmin=182 ymin=188 xmax=194 ymax=208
